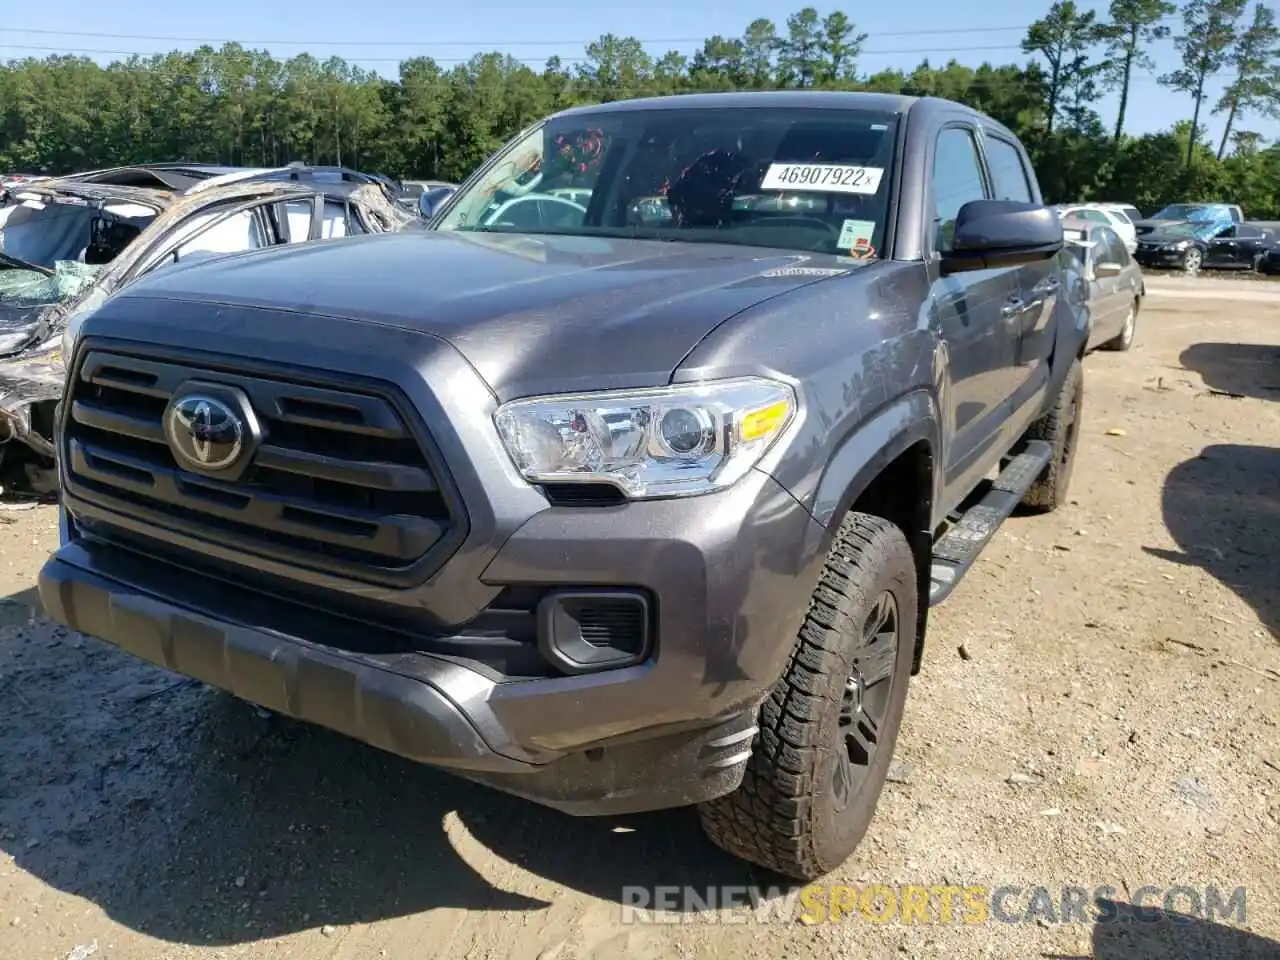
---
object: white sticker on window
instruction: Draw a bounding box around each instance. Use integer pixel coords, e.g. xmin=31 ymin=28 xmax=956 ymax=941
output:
xmin=760 ymin=163 xmax=884 ymax=195
xmin=837 ymin=219 xmax=877 ymax=253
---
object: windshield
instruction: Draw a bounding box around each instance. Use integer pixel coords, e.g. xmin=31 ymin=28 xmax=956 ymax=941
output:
xmin=435 ymin=107 xmax=899 ymax=257
xmin=0 ymin=260 xmax=101 ymax=307
xmin=0 ymin=196 xmax=157 ymax=269
xmin=1163 ymin=221 xmax=1219 ymax=238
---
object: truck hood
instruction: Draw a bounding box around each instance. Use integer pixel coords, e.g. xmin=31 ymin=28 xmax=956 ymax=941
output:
xmin=115 ymin=230 xmax=867 ymax=399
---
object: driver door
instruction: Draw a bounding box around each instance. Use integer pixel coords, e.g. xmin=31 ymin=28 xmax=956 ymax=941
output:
xmin=928 ymin=123 xmax=1023 ymax=514
xmin=1088 ymin=229 xmax=1127 ymax=342
xmin=1203 ymin=224 xmax=1240 ymax=268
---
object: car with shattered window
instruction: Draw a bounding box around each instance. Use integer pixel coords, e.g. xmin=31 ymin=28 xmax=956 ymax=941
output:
xmin=0 ymin=163 xmax=415 ymax=491
xmin=1132 ymin=218 xmax=1276 ymax=273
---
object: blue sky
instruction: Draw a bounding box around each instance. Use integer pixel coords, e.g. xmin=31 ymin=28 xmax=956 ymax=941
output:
xmin=3 ymin=0 xmax=1276 ymax=146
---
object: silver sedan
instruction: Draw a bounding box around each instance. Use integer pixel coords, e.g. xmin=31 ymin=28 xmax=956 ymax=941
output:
xmin=1062 ymin=218 xmax=1146 ymax=352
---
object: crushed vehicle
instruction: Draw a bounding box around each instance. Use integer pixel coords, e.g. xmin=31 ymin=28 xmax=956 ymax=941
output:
xmin=40 ymin=91 xmax=1087 ymax=880
xmin=1061 ymin=218 xmax=1144 ymax=351
xmin=0 ymin=162 xmax=415 ymax=489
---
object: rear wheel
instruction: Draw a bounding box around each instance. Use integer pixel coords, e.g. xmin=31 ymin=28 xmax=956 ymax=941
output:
xmin=1103 ymin=299 xmax=1138 ymax=352
xmin=698 ymin=512 xmax=916 ymax=881
xmin=1021 ymin=359 xmax=1083 ymax=513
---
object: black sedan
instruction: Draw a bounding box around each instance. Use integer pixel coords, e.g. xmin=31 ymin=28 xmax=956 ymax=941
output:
xmin=1133 ymin=220 xmax=1276 ymax=272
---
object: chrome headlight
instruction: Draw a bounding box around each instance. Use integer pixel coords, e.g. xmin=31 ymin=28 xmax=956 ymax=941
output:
xmin=1163 ymin=239 xmax=1191 ymax=251
xmin=494 ymin=377 xmax=797 ymax=499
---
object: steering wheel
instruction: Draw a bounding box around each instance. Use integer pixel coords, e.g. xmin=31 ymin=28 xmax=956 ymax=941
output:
xmin=499 ymin=167 xmax=545 ymax=199
xmin=484 ymin=193 xmax=587 ymax=227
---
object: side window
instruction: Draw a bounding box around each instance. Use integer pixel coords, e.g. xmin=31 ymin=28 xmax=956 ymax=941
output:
xmin=1100 ymin=230 xmax=1128 ymax=265
xmin=933 ymin=127 xmax=988 ymax=253
xmin=1216 ymin=225 xmax=1236 ymax=239
xmin=319 ymin=200 xmax=356 ymax=238
xmin=985 ymin=137 xmax=1033 ymax=203
xmin=172 ymin=209 xmax=266 ymax=261
xmin=279 ymin=199 xmax=315 ymax=242
xmin=1080 ymin=209 xmax=1108 ymax=224
xmin=1237 ymin=225 xmax=1261 ymax=240
xmin=278 ymin=198 xmax=360 ymax=242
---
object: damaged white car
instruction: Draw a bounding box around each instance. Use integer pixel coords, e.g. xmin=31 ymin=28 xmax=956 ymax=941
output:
xmin=0 ymin=163 xmax=417 ymax=491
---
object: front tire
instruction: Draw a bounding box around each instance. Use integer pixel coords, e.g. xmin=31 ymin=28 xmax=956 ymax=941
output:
xmin=1183 ymin=247 xmax=1203 ymax=273
xmin=698 ymin=513 xmax=916 ymax=881
xmin=1103 ymin=299 xmax=1138 ymax=352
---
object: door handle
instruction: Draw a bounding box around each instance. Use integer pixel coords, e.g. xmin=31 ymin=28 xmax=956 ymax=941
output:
xmin=1001 ymin=298 xmax=1025 ymax=318
xmin=1033 ymin=277 xmax=1060 ymax=295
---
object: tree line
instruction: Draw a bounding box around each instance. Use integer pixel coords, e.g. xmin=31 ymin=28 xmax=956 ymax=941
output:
xmin=1 ymin=0 xmax=1278 ymax=216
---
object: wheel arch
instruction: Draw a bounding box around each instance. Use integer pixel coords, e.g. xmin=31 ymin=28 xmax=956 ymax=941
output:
xmin=807 ymin=396 xmax=939 ymax=675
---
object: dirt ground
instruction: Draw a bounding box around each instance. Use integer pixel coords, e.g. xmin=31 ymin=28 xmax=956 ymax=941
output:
xmin=0 ymin=276 xmax=1277 ymax=960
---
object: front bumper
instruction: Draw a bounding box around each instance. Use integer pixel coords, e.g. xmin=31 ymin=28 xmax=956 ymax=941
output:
xmin=43 ymin=458 xmax=827 ymax=814
xmin=1133 ymin=247 xmax=1189 ymax=268
xmin=43 ymin=300 xmax=833 ymax=814
xmin=0 ymin=336 xmax=63 ymax=458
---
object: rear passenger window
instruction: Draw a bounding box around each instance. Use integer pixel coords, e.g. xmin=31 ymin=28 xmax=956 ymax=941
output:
xmin=933 ymin=127 xmax=987 ymax=253
xmin=985 ymin=137 xmax=1032 ymax=203
xmin=278 ymin=199 xmax=363 ymax=241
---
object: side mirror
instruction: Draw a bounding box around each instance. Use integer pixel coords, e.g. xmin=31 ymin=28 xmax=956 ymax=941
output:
xmin=419 ymin=186 xmax=454 ymax=220
xmin=941 ymin=199 xmax=1064 ymax=274
xmin=1094 ymin=261 xmax=1123 ymax=278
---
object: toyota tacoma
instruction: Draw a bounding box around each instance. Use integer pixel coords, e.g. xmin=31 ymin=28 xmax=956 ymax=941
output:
xmin=39 ymin=92 xmax=1086 ymax=880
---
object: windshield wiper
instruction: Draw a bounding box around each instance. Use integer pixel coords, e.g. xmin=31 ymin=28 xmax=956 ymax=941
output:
xmin=0 ymin=251 xmax=54 ymax=277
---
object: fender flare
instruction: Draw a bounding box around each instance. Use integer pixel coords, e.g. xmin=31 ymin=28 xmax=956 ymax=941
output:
xmin=804 ymin=390 xmax=941 ymax=674
xmin=809 ymin=389 xmax=941 ymax=533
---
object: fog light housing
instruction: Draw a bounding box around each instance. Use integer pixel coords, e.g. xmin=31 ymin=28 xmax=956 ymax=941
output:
xmin=537 ymin=589 xmax=652 ymax=675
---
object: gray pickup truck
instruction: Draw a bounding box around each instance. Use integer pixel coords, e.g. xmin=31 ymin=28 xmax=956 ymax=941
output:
xmin=39 ymin=91 xmax=1086 ymax=880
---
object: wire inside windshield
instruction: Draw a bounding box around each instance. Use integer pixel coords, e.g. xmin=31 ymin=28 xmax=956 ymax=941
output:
xmin=435 ymin=107 xmax=899 ymax=258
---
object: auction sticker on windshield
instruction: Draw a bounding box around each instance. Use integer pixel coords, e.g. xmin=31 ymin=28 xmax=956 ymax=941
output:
xmin=837 ymin=219 xmax=876 ymax=254
xmin=760 ymin=164 xmax=884 ymax=195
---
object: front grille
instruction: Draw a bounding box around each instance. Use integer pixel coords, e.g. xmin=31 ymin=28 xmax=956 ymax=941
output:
xmin=62 ymin=348 xmax=464 ymax=585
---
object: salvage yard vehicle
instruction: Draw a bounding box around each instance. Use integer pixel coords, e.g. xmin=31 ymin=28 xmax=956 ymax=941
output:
xmin=38 ymin=91 xmax=1087 ymax=881
xmin=1132 ymin=201 xmax=1243 ymax=237
xmin=1061 ymin=219 xmax=1144 ymax=351
xmin=1133 ymin=218 xmax=1276 ymax=273
xmin=0 ymin=163 xmax=414 ymax=487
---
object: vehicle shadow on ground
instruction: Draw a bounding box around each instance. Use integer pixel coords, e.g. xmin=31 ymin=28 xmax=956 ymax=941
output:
xmin=1144 ymin=444 xmax=1279 ymax=638
xmin=1179 ymin=342 xmax=1280 ymax=401
xmin=1044 ymin=898 xmax=1280 ymax=959
xmin=0 ymin=594 xmax=759 ymax=948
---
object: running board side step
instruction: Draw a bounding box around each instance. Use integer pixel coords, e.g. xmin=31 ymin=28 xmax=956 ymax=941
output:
xmin=928 ymin=439 xmax=1054 ymax=606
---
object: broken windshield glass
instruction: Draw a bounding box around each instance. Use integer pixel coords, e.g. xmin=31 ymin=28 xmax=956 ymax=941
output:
xmin=0 ymin=198 xmax=157 ymax=269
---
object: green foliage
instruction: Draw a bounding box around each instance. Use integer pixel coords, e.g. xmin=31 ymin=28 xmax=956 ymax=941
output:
xmin=1 ymin=2 xmax=1278 ymax=216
